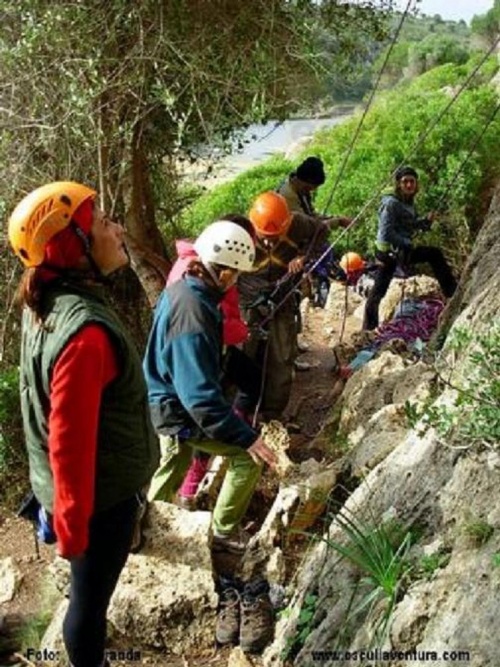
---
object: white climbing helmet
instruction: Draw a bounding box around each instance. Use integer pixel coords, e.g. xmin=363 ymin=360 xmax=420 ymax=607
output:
xmin=194 ymin=220 xmax=255 ymax=272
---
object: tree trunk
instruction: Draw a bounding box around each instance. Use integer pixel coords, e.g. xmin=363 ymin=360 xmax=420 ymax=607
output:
xmin=123 ymin=123 xmax=171 ymax=307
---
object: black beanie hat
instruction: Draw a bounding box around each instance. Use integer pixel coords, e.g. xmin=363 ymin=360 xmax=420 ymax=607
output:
xmin=394 ymin=165 xmax=418 ymax=181
xmin=296 ymin=156 xmax=326 ymax=186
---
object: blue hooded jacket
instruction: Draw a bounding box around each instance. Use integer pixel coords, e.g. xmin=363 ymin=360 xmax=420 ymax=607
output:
xmin=143 ymin=276 xmax=257 ymax=449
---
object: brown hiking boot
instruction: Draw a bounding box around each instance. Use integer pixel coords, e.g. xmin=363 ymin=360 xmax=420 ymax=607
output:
xmin=212 ymin=528 xmax=250 ymax=555
xmin=215 ymin=585 xmax=241 ymax=646
xmin=175 ymin=494 xmax=197 ymax=511
xmin=239 ymin=578 xmax=274 ymax=653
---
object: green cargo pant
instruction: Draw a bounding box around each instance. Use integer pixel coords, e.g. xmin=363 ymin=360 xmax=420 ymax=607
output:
xmin=147 ymin=434 xmax=261 ymax=535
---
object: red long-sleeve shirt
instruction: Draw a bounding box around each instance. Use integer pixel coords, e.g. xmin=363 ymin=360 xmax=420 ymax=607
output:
xmin=48 ymin=324 xmax=118 ymax=558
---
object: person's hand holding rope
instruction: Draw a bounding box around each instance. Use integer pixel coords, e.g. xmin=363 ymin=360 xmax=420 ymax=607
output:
xmin=288 ymin=255 xmax=305 ymax=274
xmin=247 ymin=436 xmax=278 ymax=469
xmin=324 ymin=215 xmax=352 ymax=229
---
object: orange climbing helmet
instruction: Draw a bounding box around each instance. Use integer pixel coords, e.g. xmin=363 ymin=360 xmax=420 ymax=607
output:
xmin=248 ymin=191 xmax=292 ymax=237
xmin=8 ymin=181 xmax=96 ymax=267
xmin=340 ymin=251 xmax=365 ymax=273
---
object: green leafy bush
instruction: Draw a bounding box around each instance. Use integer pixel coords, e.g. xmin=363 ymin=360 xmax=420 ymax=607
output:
xmin=424 ymin=325 xmax=500 ymax=449
xmin=179 ymin=155 xmax=293 ymax=235
xmin=181 ymin=56 xmax=500 ymax=271
xmin=0 ymin=365 xmax=28 ymax=506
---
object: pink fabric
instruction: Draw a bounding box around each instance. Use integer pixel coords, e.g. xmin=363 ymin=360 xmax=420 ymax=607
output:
xmin=167 ymin=240 xmax=249 ymax=346
xmin=178 ymin=455 xmax=210 ymax=498
xmin=166 ymin=239 xmax=198 ymax=285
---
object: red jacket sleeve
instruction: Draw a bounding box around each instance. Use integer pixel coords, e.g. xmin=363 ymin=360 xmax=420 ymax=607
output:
xmin=221 ymin=286 xmax=248 ymax=346
xmin=48 ymin=324 xmax=118 ymax=559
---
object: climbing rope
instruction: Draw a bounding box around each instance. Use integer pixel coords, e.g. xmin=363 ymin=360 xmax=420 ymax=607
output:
xmin=322 ymin=0 xmax=414 ymax=216
xmin=258 ymin=35 xmax=500 ymax=332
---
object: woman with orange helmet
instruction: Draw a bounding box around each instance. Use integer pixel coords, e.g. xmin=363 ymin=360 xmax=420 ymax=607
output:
xmin=8 ymin=182 xmax=159 ymax=667
xmin=237 ymin=191 xmax=330 ymax=421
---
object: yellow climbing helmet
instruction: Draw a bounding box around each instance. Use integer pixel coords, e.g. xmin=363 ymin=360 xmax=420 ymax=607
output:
xmin=8 ymin=181 xmax=96 ymax=267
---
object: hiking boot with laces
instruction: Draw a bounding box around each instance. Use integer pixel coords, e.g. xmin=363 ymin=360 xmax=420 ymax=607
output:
xmin=212 ymin=528 xmax=250 ymax=554
xmin=215 ymin=576 xmax=242 ymax=646
xmin=239 ymin=578 xmax=274 ymax=653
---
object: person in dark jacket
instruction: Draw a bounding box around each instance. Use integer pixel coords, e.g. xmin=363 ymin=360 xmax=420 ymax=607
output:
xmin=8 ymin=182 xmax=160 ymax=667
xmin=236 ymin=191 xmax=333 ymax=421
xmin=277 ymin=155 xmax=351 ymax=226
xmin=362 ymin=166 xmax=457 ymax=330
xmin=143 ymin=220 xmax=277 ymax=552
xmin=277 ymin=157 xmax=351 ymax=311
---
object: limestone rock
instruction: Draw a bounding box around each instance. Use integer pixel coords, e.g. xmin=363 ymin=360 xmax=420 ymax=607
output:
xmin=260 ymin=420 xmax=296 ymax=478
xmin=348 ymin=403 xmax=408 ymax=475
xmin=0 ymin=557 xmax=22 ymax=604
xmin=241 ymin=460 xmax=337 ymax=582
xmin=379 ymin=275 xmax=441 ymax=323
xmin=323 ymin=282 xmax=364 ymax=332
xmin=107 ymin=502 xmax=217 ymax=654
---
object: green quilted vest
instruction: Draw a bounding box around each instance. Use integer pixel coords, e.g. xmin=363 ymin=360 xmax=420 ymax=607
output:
xmin=20 ymin=281 xmax=159 ymax=513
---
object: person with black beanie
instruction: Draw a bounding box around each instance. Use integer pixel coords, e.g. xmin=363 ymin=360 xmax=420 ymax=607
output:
xmin=277 ymin=156 xmax=350 ymax=228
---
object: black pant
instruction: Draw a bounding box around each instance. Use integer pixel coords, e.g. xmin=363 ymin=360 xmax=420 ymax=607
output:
xmin=363 ymin=246 xmax=457 ymax=330
xmin=224 ymin=345 xmax=263 ymax=413
xmin=62 ymin=495 xmax=140 ymax=667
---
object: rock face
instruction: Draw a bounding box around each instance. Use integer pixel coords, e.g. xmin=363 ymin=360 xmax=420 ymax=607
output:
xmin=40 ymin=502 xmax=217 ymax=663
xmin=264 ymin=188 xmax=500 ymax=666
xmin=0 ymin=557 xmax=22 ymax=604
xmin=107 ymin=502 xmax=217 ymax=653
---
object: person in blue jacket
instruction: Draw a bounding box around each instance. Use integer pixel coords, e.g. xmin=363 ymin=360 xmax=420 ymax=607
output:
xmin=363 ymin=165 xmax=457 ymax=330
xmin=143 ymin=220 xmax=277 ymax=553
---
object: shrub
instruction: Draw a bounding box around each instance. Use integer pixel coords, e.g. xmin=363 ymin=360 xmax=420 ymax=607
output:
xmin=0 ymin=365 xmax=28 ymax=507
xmin=180 ymin=55 xmax=500 ymax=270
xmin=424 ymin=325 xmax=500 ymax=449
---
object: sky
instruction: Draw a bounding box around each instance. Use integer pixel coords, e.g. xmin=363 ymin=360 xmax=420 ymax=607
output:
xmin=395 ymin=0 xmax=494 ymax=23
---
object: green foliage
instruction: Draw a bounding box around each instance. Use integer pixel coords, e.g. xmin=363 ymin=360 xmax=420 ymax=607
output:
xmin=423 ymin=325 xmax=500 ymax=449
xmin=372 ymin=12 xmax=472 ymax=87
xmin=0 ymin=366 xmax=28 ymax=507
xmin=13 ymin=578 xmax=61 ymax=654
xmin=462 ymin=516 xmax=494 ymax=547
xmin=282 ymin=592 xmax=319 ymax=660
xmin=326 ymin=513 xmax=413 ymax=599
xmin=285 ymin=509 xmax=415 ymax=653
xmin=407 ymin=34 xmax=470 ymax=77
xmin=417 ymin=551 xmax=451 ymax=579
xmin=404 ymin=400 xmax=421 ymax=429
xmin=324 ymin=511 xmax=414 ymax=645
xmin=471 ymin=0 xmax=500 ymax=46
xmin=179 ymin=155 xmax=293 ymax=235
xmin=183 ymin=56 xmax=500 ymax=266
xmin=491 ymin=552 xmax=500 ymax=567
